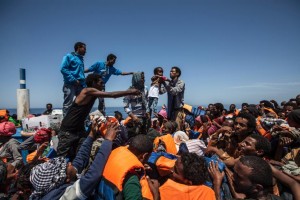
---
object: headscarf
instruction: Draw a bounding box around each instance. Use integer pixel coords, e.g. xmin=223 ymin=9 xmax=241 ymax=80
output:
xmin=33 ymin=128 xmax=51 ymax=144
xmin=158 ymin=109 xmax=167 ymax=119
xmin=0 ymin=121 xmax=16 ymax=136
xmin=131 ymin=72 xmax=145 ymax=90
xmin=173 ymin=131 xmax=189 ymax=151
xmin=29 ymin=156 xmax=67 ymax=199
xmin=130 ymin=72 xmax=148 ymax=110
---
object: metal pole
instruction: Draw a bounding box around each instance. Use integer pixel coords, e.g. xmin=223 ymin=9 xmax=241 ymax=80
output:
xmin=17 ymin=68 xmax=30 ymax=120
xmin=20 ymin=68 xmax=26 ymax=89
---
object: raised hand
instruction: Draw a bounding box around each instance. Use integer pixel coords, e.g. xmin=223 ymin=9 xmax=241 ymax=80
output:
xmin=104 ymin=121 xmax=120 ymax=141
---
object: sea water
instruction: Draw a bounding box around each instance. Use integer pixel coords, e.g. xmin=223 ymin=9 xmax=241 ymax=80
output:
xmin=6 ymin=106 xmax=161 ymax=118
xmin=6 ymin=104 xmax=232 ymax=118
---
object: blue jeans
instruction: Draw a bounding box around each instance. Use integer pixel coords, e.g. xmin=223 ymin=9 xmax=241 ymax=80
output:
xmin=62 ymin=83 xmax=84 ymax=117
xmin=148 ymin=97 xmax=158 ymax=117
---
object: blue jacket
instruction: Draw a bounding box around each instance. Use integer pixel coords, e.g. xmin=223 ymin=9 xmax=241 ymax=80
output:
xmin=87 ymin=61 xmax=122 ymax=84
xmin=60 ymin=52 xmax=86 ymax=86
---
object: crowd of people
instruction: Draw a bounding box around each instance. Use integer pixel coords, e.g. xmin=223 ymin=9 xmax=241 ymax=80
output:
xmin=0 ymin=41 xmax=300 ymax=200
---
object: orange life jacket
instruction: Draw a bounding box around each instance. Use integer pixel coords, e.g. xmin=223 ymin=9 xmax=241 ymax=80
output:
xmin=159 ymin=179 xmax=216 ymax=200
xmin=148 ymin=152 xmax=177 ymax=177
xmin=263 ymin=107 xmax=278 ymax=118
xmin=0 ymin=110 xmax=9 ymax=123
xmin=256 ymin=116 xmax=272 ymax=140
xmin=99 ymin=117 xmax=118 ymax=136
xmin=193 ymin=126 xmax=203 ymax=139
xmin=153 ymin=134 xmax=177 ymax=155
xmin=100 ymin=146 xmax=153 ymax=200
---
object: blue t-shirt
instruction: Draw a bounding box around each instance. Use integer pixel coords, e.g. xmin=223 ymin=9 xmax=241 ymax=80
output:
xmin=88 ymin=61 xmax=122 ymax=84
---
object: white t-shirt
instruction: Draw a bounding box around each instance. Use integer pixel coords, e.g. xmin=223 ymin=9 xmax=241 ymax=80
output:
xmin=148 ymin=85 xmax=159 ymax=98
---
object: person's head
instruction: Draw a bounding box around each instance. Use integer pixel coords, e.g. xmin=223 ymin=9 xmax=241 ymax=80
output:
xmin=296 ymin=94 xmax=300 ymax=107
xmin=170 ymin=66 xmax=181 ymax=80
xmin=46 ymin=103 xmax=52 ymax=110
xmin=290 ymin=98 xmax=297 ymax=105
xmin=30 ymin=157 xmax=69 ymax=198
xmin=33 ymin=128 xmax=52 ymax=144
xmin=260 ymin=100 xmax=274 ymax=110
xmin=234 ymin=112 xmax=256 ymax=136
xmin=207 ymin=104 xmax=214 ymax=111
xmin=246 ymin=106 xmax=259 ymax=118
xmin=233 ymin=156 xmax=273 ymax=199
xmin=132 ymin=72 xmax=145 ymax=90
xmin=114 ymin=111 xmax=123 ymax=122
xmin=154 ymin=67 xmax=163 ymax=76
xmin=238 ymin=134 xmax=271 ymax=157
xmin=86 ymin=73 xmax=104 ymax=90
xmin=161 ymin=121 xmax=177 ymax=134
xmin=229 ymin=104 xmax=236 ymax=112
xmin=241 ymin=103 xmax=249 ymax=111
xmin=74 ymin=42 xmax=86 ymax=56
xmin=210 ymin=103 xmax=224 ymax=118
xmin=128 ymin=134 xmax=153 ymax=164
xmin=195 ymin=115 xmax=209 ymax=127
xmin=11 ymin=114 xmax=18 ymax=120
xmin=287 ymin=109 xmax=300 ymax=128
xmin=173 ymin=131 xmax=189 ymax=146
xmin=171 ymin=153 xmax=208 ymax=185
xmin=106 ymin=53 xmax=117 ymax=66
xmin=284 ymin=102 xmax=295 ymax=116
xmin=222 ymin=118 xmax=234 ymax=128
xmin=281 ymin=101 xmax=287 ymax=107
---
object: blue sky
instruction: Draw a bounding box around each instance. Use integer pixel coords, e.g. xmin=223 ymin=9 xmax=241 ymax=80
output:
xmin=1 ymin=0 xmax=299 ymax=110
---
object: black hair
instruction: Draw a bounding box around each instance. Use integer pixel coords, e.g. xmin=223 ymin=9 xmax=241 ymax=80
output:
xmin=239 ymin=156 xmax=273 ymax=188
xmin=284 ymin=102 xmax=296 ymax=109
xmin=236 ymin=112 xmax=256 ymax=132
xmin=200 ymin=115 xmax=209 ymax=123
xmin=260 ymin=100 xmax=274 ymax=109
xmin=248 ymin=134 xmax=271 ymax=156
xmin=163 ymin=121 xmax=177 ymax=134
xmin=128 ymin=134 xmax=153 ymax=155
xmin=86 ymin=73 xmax=102 ymax=87
xmin=242 ymin=103 xmax=249 ymax=108
xmin=288 ymin=109 xmax=300 ymax=125
xmin=246 ymin=106 xmax=259 ymax=118
xmin=11 ymin=114 xmax=18 ymax=120
xmin=46 ymin=103 xmax=52 ymax=107
xmin=214 ymin=103 xmax=224 ymax=112
xmin=114 ymin=111 xmax=123 ymax=118
xmin=296 ymin=94 xmax=300 ymax=105
xmin=181 ymin=153 xmax=208 ymax=185
xmin=74 ymin=42 xmax=86 ymax=51
xmin=107 ymin=53 xmax=117 ymax=61
xmin=230 ymin=104 xmax=236 ymax=110
xmin=154 ymin=67 xmax=163 ymax=75
xmin=172 ymin=66 xmax=181 ymax=77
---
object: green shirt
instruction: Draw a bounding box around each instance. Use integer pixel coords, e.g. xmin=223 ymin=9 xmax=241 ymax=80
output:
xmin=123 ymin=175 xmax=143 ymax=200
